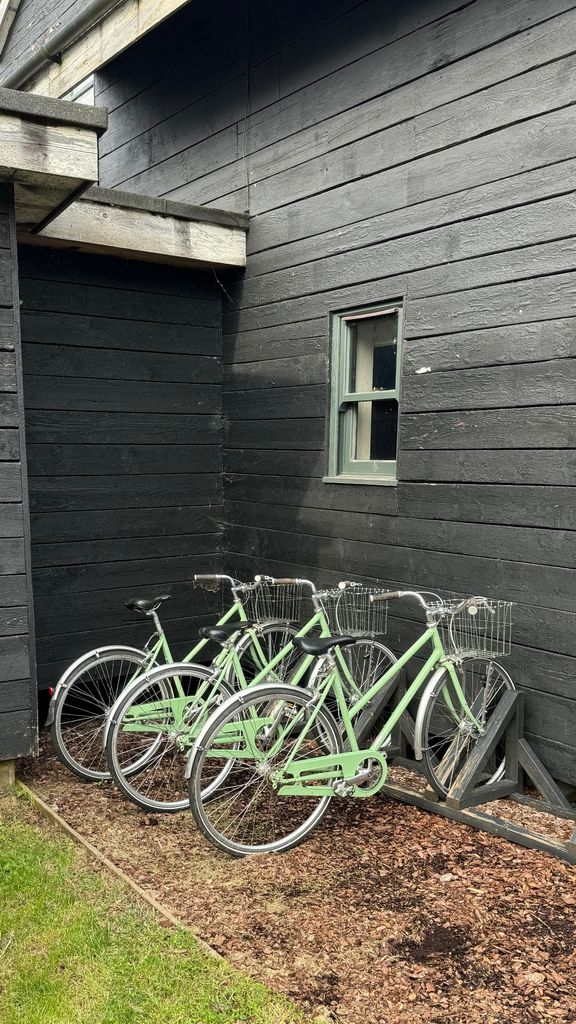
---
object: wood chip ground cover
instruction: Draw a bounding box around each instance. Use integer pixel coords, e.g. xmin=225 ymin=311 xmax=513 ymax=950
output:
xmin=20 ymin=745 xmax=576 ymax=1024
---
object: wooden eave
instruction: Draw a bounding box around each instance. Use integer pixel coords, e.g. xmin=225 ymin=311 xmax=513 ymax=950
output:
xmin=26 ymin=0 xmax=195 ymax=99
xmin=18 ymin=185 xmax=249 ymax=269
xmin=0 ymin=86 xmax=106 ymax=230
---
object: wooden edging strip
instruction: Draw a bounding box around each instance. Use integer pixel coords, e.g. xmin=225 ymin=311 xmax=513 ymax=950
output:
xmin=17 ymin=780 xmax=223 ymax=961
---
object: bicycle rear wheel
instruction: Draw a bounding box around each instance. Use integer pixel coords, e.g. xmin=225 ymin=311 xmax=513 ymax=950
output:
xmin=419 ymin=657 xmax=515 ymax=798
xmin=106 ymin=663 xmax=232 ymax=812
xmin=188 ymin=684 xmax=341 ymax=856
xmin=50 ymin=647 xmax=151 ymax=781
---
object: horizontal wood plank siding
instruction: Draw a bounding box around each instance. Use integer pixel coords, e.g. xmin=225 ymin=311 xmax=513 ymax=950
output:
xmin=18 ymin=247 xmax=223 ymax=688
xmin=0 ymin=183 xmax=36 ymax=760
xmin=0 ymin=1 xmax=85 ymax=83
xmin=91 ymin=0 xmax=576 ymax=785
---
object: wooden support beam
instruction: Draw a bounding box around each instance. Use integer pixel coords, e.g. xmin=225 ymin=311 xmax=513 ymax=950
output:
xmin=0 ymin=0 xmax=21 ymax=57
xmin=27 ymin=0 xmax=194 ymax=98
xmin=19 ymin=187 xmax=248 ymax=269
xmin=517 ymin=737 xmax=574 ymax=811
xmin=382 ymin=779 xmax=576 ymax=865
xmin=0 ymin=114 xmax=98 ymax=181
xmin=445 ymin=690 xmax=522 ymax=810
xmin=0 ymin=89 xmax=106 ymax=229
xmin=0 ymin=759 xmax=15 ymax=790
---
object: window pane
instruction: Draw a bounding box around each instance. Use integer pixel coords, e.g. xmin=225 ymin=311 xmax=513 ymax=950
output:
xmin=355 ymin=399 xmax=398 ymax=461
xmin=350 ymin=313 xmax=398 ymax=394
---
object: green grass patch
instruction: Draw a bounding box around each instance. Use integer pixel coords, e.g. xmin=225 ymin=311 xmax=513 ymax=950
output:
xmin=0 ymin=793 xmax=306 ymax=1024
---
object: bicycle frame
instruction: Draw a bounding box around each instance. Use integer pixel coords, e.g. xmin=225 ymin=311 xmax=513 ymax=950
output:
xmin=101 ymin=593 xmax=276 ymax=749
xmin=107 ymin=595 xmax=255 ymax=706
xmin=203 ymin=623 xmax=484 ymax=797
xmin=121 ymin=607 xmax=367 ymax=741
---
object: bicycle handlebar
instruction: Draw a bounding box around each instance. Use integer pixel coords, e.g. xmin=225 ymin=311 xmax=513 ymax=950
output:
xmin=254 ymin=575 xmax=317 ymax=594
xmin=370 ymin=590 xmax=494 ymax=615
xmin=194 ymin=574 xmax=236 ymax=584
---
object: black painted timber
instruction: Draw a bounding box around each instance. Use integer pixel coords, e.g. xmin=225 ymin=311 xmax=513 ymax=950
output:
xmin=89 ymin=0 xmax=576 ymax=782
xmin=90 ymin=0 xmax=576 ymax=785
xmin=1 ymin=0 xmax=574 ymax=785
xmin=18 ymin=247 xmax=224 ymax=687
xmin=0 ymin=185 xmax=36 ymax=760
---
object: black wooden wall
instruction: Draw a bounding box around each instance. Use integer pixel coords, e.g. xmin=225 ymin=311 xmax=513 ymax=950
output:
xmin=0 ymin=187 xmax=37 ymax=759
xmin=18 ymin=247 xmax=223 ymax=688
xmin=95 ymin=0 xmax=576 ymax=785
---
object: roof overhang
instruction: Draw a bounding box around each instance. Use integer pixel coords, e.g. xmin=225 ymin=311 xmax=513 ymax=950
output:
xmin=21 ymin=0 xmax=194 ymax=98
xmin=19 ymin=186 xmax=249 ymax=269
xmin=0 ymin=87 xmax=247 ymax=269
xmin=0 ymin=87 xmax=106 ymax=230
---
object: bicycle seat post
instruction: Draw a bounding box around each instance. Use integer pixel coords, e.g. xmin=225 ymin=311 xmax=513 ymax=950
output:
xmin=149 ymin=607 xmax=165 ymax=637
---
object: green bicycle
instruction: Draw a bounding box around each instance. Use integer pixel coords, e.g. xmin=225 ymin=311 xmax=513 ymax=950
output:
xmin=48 ymin=574 xmax=299 ymax=782
xmin=186 ymin=590 xmax=514 ymax=856
xmin=104 ymin=577 xmax=397 ymax=812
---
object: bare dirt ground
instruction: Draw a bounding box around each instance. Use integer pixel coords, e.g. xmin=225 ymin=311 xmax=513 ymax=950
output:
xmin=20 ymin=740 xmax=576 ymax=1024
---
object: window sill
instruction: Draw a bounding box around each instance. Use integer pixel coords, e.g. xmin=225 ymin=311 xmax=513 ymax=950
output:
xmin=322 ymin=475 xmax=398 ymax=487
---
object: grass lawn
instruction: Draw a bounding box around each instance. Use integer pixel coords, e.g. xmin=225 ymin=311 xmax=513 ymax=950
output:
xmin=0 ymin=791 xmax=307 ymax=1024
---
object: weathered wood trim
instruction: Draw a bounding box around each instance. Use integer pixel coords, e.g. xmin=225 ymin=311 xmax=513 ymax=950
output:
xmin=0 ymin=1 xmax=22 ymax=57
xmin=84 ymin=186 xmax=250 ymax=231
xmin=7 ymin=184 xmax=37 ymax=753
xmin=0 ymin=114 xmax=98 ymax=181
xmin=26 ymin=0 xmax=195 ymax=98
xmin=0 ymin=91 xmax=104 ymax=230
xmin=20 ymin=196 xmax=247 ymax=268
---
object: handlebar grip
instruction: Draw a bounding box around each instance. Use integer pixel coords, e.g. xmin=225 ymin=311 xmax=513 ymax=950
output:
xmin=271 ymin=578 xmax=299 ymax=585
xmin=370 ymin=591 xmax=402 ymax=603
xmin=194 ymin=574 xmax=220 ymax=581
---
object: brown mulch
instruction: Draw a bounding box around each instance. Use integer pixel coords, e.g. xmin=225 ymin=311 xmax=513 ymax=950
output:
xmin=20 ymin=740 xmax=576 ymax=1024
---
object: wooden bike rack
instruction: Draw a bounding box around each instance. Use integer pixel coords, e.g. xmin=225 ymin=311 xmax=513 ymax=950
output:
xmin=382 ymin=686 xmax=576 ymax=865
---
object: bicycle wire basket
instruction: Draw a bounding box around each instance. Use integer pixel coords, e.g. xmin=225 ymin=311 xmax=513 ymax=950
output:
xmin=432 ymin=599 xmax=513 ymax=658
xmin=241 ymin=581 xmax=305 ymax=623
xmin=316 ymin=587 xmax=389 ymax=636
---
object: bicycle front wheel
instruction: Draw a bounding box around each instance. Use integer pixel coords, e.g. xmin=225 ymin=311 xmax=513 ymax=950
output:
xmin=106 ymin=664 xmax=232 ymax=813
xmin=188 ymin=684 xmax=341 ymax=856
xmin=419 ymin=657 xmax=515 ymax=798
xmin=50 ymin=647 xmax=151 ymax=781
xmin=226 ymin=620 xmax=302 ymax=686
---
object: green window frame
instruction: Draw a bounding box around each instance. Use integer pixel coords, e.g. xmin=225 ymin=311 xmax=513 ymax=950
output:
xmin=324 ymin=301 xmax=403 ymax=485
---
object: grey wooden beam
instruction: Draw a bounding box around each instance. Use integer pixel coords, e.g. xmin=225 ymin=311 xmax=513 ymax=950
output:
xmin=382 ymin=780 xmax=576 ymax=865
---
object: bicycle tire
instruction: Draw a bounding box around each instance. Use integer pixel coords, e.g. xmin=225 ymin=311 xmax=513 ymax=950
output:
xmin=106 ymin=662 xmax=233 ymax=813
xmin=224 ymin=620 xmax=302 ymax=686
xmin=418 ymin=656 xmax=515 ymax=798
xmin=188 ymin=683 xmax=341 ymax=856
xmin=308 ymin=638 xmax=397 ymax=742
xmin=50 ymin=647 xmax=152 ymax=781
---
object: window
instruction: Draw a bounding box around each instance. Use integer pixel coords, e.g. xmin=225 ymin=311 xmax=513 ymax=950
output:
xmin=62 ymin=75 xmax=95 ymax=106
xmin=325 ymin=302 xmax=403 ymax=485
